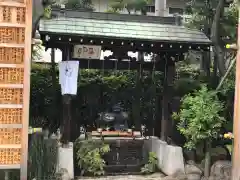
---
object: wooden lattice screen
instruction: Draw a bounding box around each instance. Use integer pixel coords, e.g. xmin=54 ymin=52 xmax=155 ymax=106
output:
xmin=0 ymin=0 xmax=32 ymax=179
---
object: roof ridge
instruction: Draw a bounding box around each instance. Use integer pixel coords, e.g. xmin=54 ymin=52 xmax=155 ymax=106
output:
xmin=51 ymin=8 xmax=179 ymax=25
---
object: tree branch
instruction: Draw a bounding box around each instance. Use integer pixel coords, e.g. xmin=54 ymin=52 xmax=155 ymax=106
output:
xmin=211 ymin=0 xmax=226 ymax=76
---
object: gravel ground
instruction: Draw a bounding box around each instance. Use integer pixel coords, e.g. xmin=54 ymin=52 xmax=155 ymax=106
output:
xmin=77 ymin=173 xmax=166 ymax=180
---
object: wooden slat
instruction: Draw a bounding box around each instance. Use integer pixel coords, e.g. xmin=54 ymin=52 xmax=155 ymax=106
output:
xmin=11 ymin=5 xmax=17 ymax=24
xmin=0 ymin=84 xmax=23 ymax=88
xmin=0 ymin=6 xmax=3 ymax=22
xmin=0 ymin=144 xmax=21 ymax=149
xmin=0 ymin=124 xmax=23 ymax=128
xmin=92 ymin=136 xmax=144 ymax=140
xmin=0 ymin=1 xmax=25 ymax=8
xmin=0 ymin=23 xmax=25 ymax=28
xmin=49 ymin=58 xmax=163 ymax=71
xmin=0 ymin=43 xmax=25 ymax=48
xmin=0 ymin=64 xmax=24 ymax=68
xmin=0 ymin=104 xmax=23 ymax=109
xmin=0 ymin=164 xmax=20 ymax=169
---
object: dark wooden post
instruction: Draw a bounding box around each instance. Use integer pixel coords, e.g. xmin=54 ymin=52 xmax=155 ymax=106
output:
xmin=50 ymin=48 xmax=58 ymax=131
xmin=161 ymin=57 xmax=175 ymax=141
xmin=133 ymin=52 xmax=144 ymax=130
xmin=62 ymin=94 xmax=72 ymax=144
xmin=61 ymin=47 xmax=73 ymax=144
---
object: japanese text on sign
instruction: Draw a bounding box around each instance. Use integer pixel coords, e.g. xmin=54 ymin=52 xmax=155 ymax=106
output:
xmin=73 ymin=45 xmax=102 ymax=59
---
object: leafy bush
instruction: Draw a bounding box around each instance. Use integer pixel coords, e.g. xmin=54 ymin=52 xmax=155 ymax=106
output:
xmin=172 ymin=85 xmax=225 ymax=150
xmin=75 ymin=139 xmax=110 ymax=176
xmin=141 ymin=152 xmax=158 ymax=174
xmin=28 ymin=133 xmax=58 ymax=180
xmin=30 ymin=64 xmax=163 ymax=131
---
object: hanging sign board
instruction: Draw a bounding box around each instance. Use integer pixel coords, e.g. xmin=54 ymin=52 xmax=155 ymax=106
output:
xmin=73 ymin=45 xmax=102 ymax=59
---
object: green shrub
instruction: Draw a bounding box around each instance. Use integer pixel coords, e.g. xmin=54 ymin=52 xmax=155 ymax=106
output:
xmin=28 ymin=133 xmax=58 ymax=180
xmin=75 ymin=139 xmax=110 ymax=176
xmin=30 ymin=64 xmax=163 ymax=131
xmin=172 ymin=85 xmax=225 ymax=150
xmin=141 ymin=152 xmax=158 ymax=174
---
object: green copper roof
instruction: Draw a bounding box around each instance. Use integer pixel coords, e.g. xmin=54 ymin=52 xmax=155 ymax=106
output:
xmin=39 ymin=16 xmax=210 ymax=44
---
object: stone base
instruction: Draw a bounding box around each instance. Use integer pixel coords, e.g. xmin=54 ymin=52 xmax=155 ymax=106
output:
xmin=144 ymin=136 xmax=185 ymax=176
xmin=57 ymin=142 xmax=74 ymax=179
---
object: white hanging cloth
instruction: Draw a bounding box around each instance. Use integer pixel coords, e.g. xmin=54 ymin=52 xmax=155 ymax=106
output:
xmin=59 ymin=61 xmax=79 ymax=95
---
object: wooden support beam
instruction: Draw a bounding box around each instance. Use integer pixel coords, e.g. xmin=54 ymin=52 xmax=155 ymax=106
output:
xmin=36 ymin=59 xmax=165 ymax=71
xmin=232 ymin=4 xmax=240 ymax=180
xmin=41 ymin=33 xmax=211 ymax=52
xmin=78 ymin=59 xmax=164 ymax=71
xmin=61 ymin=48 xmax=73 ymax=144
xmin=161 ymin=59 xmax=175 ymax=141
xmin=21 ymin=0 xmax=32 ymax=179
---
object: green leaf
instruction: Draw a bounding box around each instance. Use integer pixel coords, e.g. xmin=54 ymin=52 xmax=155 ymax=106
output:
xmin=174 ymin=85 xmax=225 ymax=149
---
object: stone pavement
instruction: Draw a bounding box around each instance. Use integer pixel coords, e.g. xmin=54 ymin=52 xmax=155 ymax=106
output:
xmin=77 ymin=173 xmax=165 ymax=180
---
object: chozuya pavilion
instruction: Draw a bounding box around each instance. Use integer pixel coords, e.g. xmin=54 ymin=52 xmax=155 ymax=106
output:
xmin=38 ymin=7 xmax=211 ymax=174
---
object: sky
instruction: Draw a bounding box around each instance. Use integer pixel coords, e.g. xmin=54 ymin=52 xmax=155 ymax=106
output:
xmin=36 ymin=48 xmax=152 ymax=63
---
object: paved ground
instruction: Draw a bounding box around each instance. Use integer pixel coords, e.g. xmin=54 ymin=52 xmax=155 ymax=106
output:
xmin=77 ymin=173 xmax=166 ymax=180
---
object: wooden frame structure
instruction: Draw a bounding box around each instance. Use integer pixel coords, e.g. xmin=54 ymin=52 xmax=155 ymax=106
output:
xmin=39 ymin=8 xmax=211 ymax=142
xmin=0 ymin=0 xmax=32 ymax=179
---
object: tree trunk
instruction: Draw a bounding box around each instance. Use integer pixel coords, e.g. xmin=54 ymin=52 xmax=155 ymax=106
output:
xmin=212 ymin=53 xmax=219 ymax=87
xmin=32 ymin=0 xmax=44 ymax=38
xmin=211 ymin=0 xmax=226 ymax=76
xmin=216 ymin=57 xmax=236 ymax=90
xmin=61 ymin=47 xmax=73 ymax=144
xmin=61 ymin=94 xmax=72 ymax=144
xmin=201 ymin=51 xmax=211 ymax=79
xmin=204 ymin=141 xmax=211 ymax=177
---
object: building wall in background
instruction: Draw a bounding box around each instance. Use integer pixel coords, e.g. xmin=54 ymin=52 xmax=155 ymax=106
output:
xmin=91 ymin=0 xmax=188 ymax=17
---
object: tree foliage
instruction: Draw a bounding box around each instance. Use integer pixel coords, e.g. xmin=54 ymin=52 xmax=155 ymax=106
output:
xmin=109 ymin=0 xmax=152 ymax=14
xmin=65 ymin=0 xmax=94 ymax=10
xmin=185 ymin=0 xmax=238 ymax=76
xmin=185 ymin=0 xmax=237 ymax=41
xmin=30 ymin=64 xmax=162 ymax=131
xmin=185 ymin=0 xmax=218 ymax=36
xmin=53 ymin=0 xmax=94 ymax=10
xmin=173 ymin=85 xmax=225 ymax=149
xmin=75 ymin=139 xmax=110 ymax=176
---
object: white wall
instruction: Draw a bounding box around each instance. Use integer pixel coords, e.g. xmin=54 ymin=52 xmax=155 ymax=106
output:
xmin=91 ymin=0 xmax=187 ymax=17
xmin=166 ymin=0 xmax=188 ymax=16
xmin=34 ymin=48 xmax=62 ymax=63
xmin=167 ymin=0 xmax=187 ymax=9
xmin=92 ymin=0 xmax=110 ymax=13
xmin=37 ymin=49 xmax=152 ymax=63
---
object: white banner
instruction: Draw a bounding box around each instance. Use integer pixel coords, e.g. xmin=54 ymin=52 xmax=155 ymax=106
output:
xmin=73 ymin=45 xmax=102 ymax=59
xmin=59 ymin=61 xmax=79 ymax=95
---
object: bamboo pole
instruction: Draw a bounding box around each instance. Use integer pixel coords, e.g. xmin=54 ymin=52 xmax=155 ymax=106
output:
xmin=216 ymin=57 xmax=236 ymax=91
xmin=231 ymin=2 xmax=240 ymax=180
